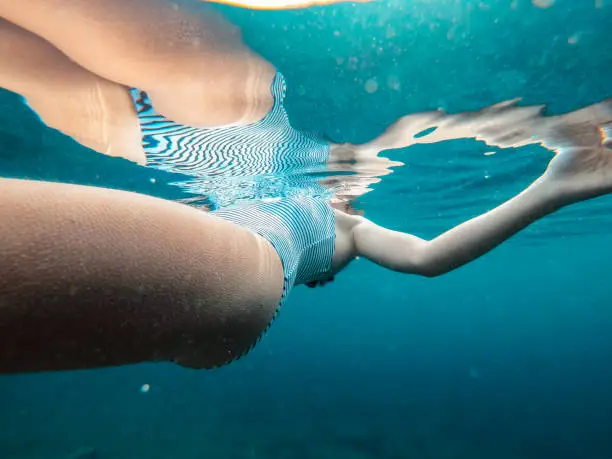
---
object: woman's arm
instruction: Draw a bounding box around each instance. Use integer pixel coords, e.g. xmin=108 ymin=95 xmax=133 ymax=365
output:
xmin=351 ymin=178 xmax=561 ymax=277
xmin=349 ymin=138 xmax=612 ymax=277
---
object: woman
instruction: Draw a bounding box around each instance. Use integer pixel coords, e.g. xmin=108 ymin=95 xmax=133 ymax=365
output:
xmin=2 ymin=0 xmax=612 ymax=374
xmin=1 ymin=119 xmax=612 ymax=373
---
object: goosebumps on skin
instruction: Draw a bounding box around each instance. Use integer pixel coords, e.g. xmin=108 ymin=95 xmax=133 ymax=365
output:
xmin=0 ymin=178 xmax=284 ymax=373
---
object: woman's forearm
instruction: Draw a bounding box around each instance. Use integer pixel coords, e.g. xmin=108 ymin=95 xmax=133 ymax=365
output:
xmin=416 ymin=177 xmax=563 ymax=276
xmin=353 ymin=176 xmax=566 ymax=277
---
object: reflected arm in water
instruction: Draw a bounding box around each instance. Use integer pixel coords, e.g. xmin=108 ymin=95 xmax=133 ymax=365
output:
xmin=352 ymin=97 xmax=612 ymax=156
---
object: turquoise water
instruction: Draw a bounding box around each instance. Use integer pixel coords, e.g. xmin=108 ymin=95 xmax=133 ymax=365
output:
xmin=2 ymin=1 xmax=612 ymax=458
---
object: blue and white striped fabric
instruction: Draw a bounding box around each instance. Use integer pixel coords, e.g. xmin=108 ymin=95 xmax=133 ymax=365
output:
xmin=129 ymin=73 xmax=331 ymax=207
xmin=212 ymin=195 xmax=336 ymax=310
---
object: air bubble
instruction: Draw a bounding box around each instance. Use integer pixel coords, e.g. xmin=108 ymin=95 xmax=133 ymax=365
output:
xmin=387 ymin=75 xmax=401 ymax=91
xmin=364 ymin=79 xmax=379 ymax=94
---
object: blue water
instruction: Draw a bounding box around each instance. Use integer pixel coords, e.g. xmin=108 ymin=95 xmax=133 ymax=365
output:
xmin=2 ymin=1 xmax=612 ymax=458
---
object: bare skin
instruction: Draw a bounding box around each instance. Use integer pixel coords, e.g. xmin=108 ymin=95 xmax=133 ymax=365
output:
xmin=0 ymin=11 xmax=401 ymax=214
xmin=0 ymin=0 xmax=368 ymax=134
xmin=1 ymin=0 xmax=611 ymax=375
xmin=0 ymin=178 xmax=284 ymax=373
xmin=0 ymin=0 xmax=394 ymax=185
xmin=349 ymin=98 xmax=612 ymax=157
xmin=0 ymin=18 xmax=145 ymax=164
xmin=0 ymin=0 xmax=277 ymax=132
xmin=1 ymin=119 xmax=612 ymax=373
xmin=7 ymin=0 xmax=606 ymax=193
xmin=337 ymin=122 xmax=612 ymax=277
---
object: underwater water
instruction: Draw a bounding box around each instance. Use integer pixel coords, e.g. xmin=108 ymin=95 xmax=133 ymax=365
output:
xmin=1 ymin=0 xmax=612 ymax=458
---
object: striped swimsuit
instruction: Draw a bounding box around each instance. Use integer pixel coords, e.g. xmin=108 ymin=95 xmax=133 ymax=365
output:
xmin=213 ymin=196 xmax=336 ymax=310
xmin=129 ymin=72 xmax=332 ymax=208
xmin=130 ymin=72 xmax=337 ymax=310
xmin=173 ymin=196 xmax=336 ymax=367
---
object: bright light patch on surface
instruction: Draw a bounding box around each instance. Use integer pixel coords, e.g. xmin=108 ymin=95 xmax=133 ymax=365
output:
xmin=531 ymin=0 xmax=555 ymax=8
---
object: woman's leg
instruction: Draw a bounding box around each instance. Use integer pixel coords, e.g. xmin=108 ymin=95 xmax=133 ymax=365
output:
xmin=0 ymin=178 xmax=284 ymax=373
xmin=0 ymin=0 xmax=276 ymax=128
xmin=0 ymin=19 xmax=145 ymax=163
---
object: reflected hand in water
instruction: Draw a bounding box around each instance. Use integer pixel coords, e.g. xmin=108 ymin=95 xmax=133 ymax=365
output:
xmin=355 ymin=96 xmax=612 ymax=157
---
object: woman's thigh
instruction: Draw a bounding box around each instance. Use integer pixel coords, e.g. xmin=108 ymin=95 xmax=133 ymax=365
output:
xmin=0 ymin=178 xmax=284 ymax=373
